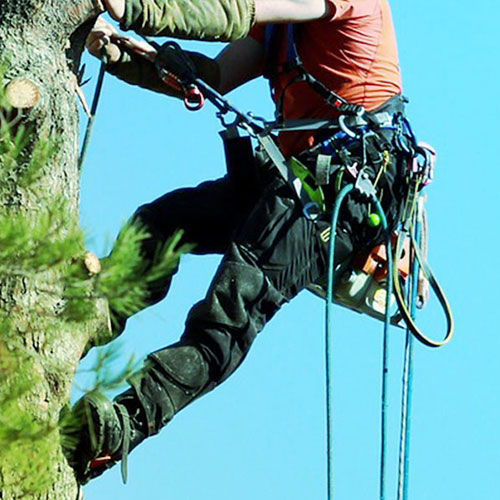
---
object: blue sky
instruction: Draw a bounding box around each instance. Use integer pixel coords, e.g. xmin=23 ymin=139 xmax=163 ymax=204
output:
xmin=75 ymin=1 xmax=500 ymax=499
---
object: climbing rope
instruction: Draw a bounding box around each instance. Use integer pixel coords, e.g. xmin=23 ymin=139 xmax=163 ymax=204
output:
xmin=78 ymin=47 xmax=108 ymax=170
xmin=392 ymin=160 xmax=453 ymax=348
xmin=325 ymin=182 xmax=451 ymax=500
xmin=396 ymin=206 xmax=420 ymax=500
xmin=325 ymin=180 xmax=393 ymax=500
xmin=392 ymin=227 xmax=453 ymax=347
xmin=377 ymin=193 xmax=393 ymax=500
xmin=325 ymin=183 xmax=354 ymax=500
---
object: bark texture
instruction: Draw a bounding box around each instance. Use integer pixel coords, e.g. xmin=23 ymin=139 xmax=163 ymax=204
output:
xmin=0 ymin=1 xmax=107 ymax=498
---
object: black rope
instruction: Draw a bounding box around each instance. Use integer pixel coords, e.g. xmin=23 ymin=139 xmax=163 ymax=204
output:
xmin=78 ymin=49 xmax=108 ymax=170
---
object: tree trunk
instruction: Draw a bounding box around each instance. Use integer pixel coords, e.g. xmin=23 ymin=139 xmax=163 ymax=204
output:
xmin=0 ymin=1 xmax=107 ymax=498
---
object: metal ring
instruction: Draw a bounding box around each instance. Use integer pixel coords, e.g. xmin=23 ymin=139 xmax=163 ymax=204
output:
xmin=184 ymin=87 xmax=205 ymax=111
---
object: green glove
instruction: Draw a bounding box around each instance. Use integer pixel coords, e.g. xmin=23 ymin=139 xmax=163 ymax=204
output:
xmin=106 ymin=47 xmax=220 ymax=97
xmin=121 ymin=0 xmax=255 ymax=41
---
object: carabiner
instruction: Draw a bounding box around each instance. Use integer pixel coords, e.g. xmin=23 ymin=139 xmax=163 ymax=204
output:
xmin=184 ymin=86 xmax=205 ymax=111
xmin=338 ymin=114 xmax=358 ymax=139
xmin=412 ymin=142 xmax=436 ymax=186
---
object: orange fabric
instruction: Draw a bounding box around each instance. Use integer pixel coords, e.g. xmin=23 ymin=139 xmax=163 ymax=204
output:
xmin=250 ymin=0 xmax=402 ymax=157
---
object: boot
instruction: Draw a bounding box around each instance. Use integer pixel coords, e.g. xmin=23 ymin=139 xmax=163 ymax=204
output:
xmin=63 ymin=343 xmax=210 ymax=484
xmin=62 ymin=390 xmax=142 ymax=484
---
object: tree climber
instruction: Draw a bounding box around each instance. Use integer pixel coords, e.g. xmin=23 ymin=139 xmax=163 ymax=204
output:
xmin=67 ymin=0 xmax=413 ymax=484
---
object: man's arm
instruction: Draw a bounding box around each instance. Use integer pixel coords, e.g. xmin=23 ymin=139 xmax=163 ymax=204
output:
xmin=102 ymin=0 xmax=332 ymax=22
xmin=101 ymin=0 xmax=332 ymax=40
xmin=86 ymin=0 xmax=332 ymax=96
xmin=86 ymin=16 xmax=255 ymax=96
xmin=214 ymin=0 xmax=334 ymax=93
xmin=216 ymin=36 xmax=264 ymax=95
xmin=255 ymin=0 xmax=331 ymax=23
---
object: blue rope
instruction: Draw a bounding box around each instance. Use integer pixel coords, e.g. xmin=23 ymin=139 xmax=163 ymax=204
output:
xmin=325 ymin=187 xmax=392 ymax=500
xmin=325 ymin=184 xmax=354 ymax=500
xmin=373 ymin=197 xmax=393 ymax=500
xmin=397 ymin=209 xmax=421 ymax=500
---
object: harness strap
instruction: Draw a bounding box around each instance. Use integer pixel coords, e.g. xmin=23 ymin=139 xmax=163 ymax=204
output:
xmin=263 ymin=24 xmax=364 ymax=116
xmin=257 ymin=133 xmax=314 ymax=208
xmin=116 ymin=403 xmax=130 ymax=483
xmin=265 ymin=109 xmax=395 ymax=132
xmin=256 ymin=95 xmax=410 ymax=218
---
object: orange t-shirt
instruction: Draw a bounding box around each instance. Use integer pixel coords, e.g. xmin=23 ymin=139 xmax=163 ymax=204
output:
xmin=250 ymin=0 xmax=402 ymax=156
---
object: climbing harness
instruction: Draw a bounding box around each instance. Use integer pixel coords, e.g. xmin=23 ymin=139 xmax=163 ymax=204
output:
xmin=79 ymin=34 xmax=454 ymax=500
xmin=257 ymin=22 xmax=454 ymax=343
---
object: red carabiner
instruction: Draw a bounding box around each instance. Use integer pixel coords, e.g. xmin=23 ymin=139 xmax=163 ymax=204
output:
xmin=184 ymin=86 xmax=204 ymax=111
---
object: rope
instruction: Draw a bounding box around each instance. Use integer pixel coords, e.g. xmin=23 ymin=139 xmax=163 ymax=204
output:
xmin=78 ymin=49 xmax=108 ymax=170
xmin=392 ymin=227 xmax=453 ymax=347
xmin=396 ymin=208 xmax=419 ymax=500
xmin=324 ymin=185 xmax=392 ymax=500
xmin=393 ymin=176 xmax=453 ymax=347
xmin=373 ymin=196 xmax=393 ymax=500
xmin=325 ymin=183 xmax=354 ymax=500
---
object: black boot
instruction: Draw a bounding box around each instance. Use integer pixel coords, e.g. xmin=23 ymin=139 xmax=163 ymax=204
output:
xmin=62 ymin=390 xmax=143 ymax=484
xmin=63 ymin=343 xmax=210 ymax=484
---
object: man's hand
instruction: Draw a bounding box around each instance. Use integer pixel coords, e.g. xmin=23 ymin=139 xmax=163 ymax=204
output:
xmin=86 ymin=16 xmax=122 ymax=63
xmin=87 ymin=16 xmax=157 ymax=64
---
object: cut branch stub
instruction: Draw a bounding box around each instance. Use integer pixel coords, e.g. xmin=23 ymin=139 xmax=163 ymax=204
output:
xmin=83 ymin=251 xmax=102 ymax=276
xmin=4 ymin=78 xmax=41 ymax=109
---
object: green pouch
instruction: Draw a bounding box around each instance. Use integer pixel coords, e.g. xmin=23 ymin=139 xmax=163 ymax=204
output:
xmin=288 ymin=156 xmax=325 ymax=211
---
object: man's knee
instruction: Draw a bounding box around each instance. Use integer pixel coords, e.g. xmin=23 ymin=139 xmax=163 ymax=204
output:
xmin=182 ymin=250 xmax=286 ymax=381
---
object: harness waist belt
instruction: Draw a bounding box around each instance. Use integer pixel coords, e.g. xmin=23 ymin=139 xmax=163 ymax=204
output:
xmin=267 ymin=95 xmax=407 ymax=133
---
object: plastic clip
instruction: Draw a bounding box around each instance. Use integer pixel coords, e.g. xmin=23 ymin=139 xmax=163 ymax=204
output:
xmin=354 ymin=171 xmax=377 ymax=200
xmin=303 ymin=201 xmax=321 ymax=221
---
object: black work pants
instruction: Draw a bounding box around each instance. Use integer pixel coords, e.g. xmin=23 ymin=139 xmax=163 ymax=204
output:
xmin=128 ymin=169 xmax=355 ymax=384
xmin=109 ymin=98 xmax=408 ymax=439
